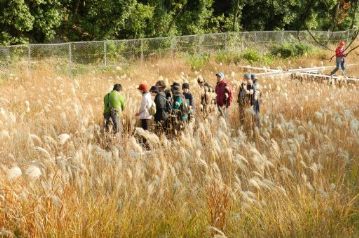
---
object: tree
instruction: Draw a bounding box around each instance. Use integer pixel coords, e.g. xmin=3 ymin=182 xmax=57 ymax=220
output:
xmin=0 ymin=0 xmax=34 ymax=44
xmin=0 ymin=0 xmax=358 ymax=45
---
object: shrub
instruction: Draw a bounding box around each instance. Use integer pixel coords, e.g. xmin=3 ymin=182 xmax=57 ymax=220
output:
xmin=241 ymin=49 xmax=262 ymax=63
xmin=215 ymin=51 xmax=242 ymax=65
xmin=270 ymin=42 xmax=313 ymax=58
xmin=186 ymin=53 xmax=210 ymax=70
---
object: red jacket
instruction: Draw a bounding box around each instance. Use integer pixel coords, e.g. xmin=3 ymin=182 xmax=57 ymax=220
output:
xmin=215 ymin=80 xmax=232 ymax=107
xmin=335 ymin=46 xmax=345 ymax=57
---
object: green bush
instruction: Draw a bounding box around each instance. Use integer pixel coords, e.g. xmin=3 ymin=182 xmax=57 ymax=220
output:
xmin=270 ymin=42 xmax=313 ymax=58
xmin=215 ymin=51 xmax=242 ymax=65
xmin=186 ymin=53 xmax=210 ymax=70
xmin=214 ymin=49 xmax=274 ymax=65
xmin=241 ymin=49 xmax=262 ymax=63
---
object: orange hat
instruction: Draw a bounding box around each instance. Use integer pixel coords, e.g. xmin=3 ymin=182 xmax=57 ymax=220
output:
xmin=138 ymin=83 xmax=148 ymax=92
xmin=339 ymin=40 xmax=345 ymax=46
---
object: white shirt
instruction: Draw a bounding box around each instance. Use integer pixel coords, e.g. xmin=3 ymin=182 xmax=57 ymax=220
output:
xmin=139 ymin=92 xmax=153 ymax=119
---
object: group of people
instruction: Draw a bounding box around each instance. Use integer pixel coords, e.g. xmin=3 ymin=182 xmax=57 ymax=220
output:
xmin=103 ymin=79 xmax=195 ymax=136
xmin=103 ymin=71 xmax=261 ymax=138
xmin=102 ymin=40 xmax=349 ymax=140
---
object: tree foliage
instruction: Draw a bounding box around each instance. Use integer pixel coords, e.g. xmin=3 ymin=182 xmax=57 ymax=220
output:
xmin=0 ymin=0 xmax=358 ymax=45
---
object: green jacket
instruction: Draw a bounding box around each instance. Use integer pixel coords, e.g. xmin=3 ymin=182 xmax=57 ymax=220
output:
xmin=104 ymin=90 xmax=125 ymax=114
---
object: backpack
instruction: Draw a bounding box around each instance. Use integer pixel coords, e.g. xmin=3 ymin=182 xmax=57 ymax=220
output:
xmin=180 ymin=95 xmax=190 ymax=115
xmin=238 ymin=84 xmax=254 ymax=106
xmin=162 ymin=95 xmax=172 ymax=113
xmin=224 ymin=84 xmax=233 ymax=106
xmin=149 ymin=101 xmax=156 ymax=116
xmin=172 ymin=95 xmax=189 ymax=121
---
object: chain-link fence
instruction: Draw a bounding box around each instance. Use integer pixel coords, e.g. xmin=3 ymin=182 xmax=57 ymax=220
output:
xmin=0 ymin=30 xmax=356 ymax=78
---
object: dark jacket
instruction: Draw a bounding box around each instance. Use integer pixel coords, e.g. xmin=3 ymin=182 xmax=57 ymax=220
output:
xmin=183 ymin=92 xmax=193 ymax=107
xmin=154 ymin=92 xmax=168 ymax=122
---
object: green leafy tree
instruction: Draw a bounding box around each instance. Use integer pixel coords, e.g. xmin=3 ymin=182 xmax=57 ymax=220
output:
xmin=0 ymin=0 xmax=34 ymax=44
xmin=0 ymin=0 xmax=358 ymax=45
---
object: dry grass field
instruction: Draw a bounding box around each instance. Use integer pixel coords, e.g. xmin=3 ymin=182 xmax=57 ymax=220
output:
xmin=0 ymin=50 xmax=358 ymax=237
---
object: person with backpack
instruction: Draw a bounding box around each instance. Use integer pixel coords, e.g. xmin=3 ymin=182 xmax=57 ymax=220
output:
xmin=330 ymin=40 xmax=346 ymax=76
xmin=198 ymin=76 xmax=216 ymax=116
xmin=103 ymin=83 xmax=125 ymax=134
xmin=238 ymin=73 xmax=251 ymax=125
xmin=172 ymin=84 xmax=189 ymax=122
xmin=153 ymin=80 xmax=170 ymax=134
xmin=238 ymin=73 xmax=260 ymax=129
xmin=182 ymin=83 xmax=194 ymax=121
xmin=215 ymin=72 xmax=233 ymax=117
xmin=136 ymin=83 xmax=154 ymax=131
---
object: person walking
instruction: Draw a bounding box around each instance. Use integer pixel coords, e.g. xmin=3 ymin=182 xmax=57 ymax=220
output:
xmin=103 ymin=83 xmax=125 ymax=134
xmin=215 ymin=72 xmax=232 ymax=117
xmin=330 ymin=40 xmax=346 ymax=76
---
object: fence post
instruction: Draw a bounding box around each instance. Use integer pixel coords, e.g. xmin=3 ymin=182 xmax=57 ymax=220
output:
xmin=68 ymin=43 xmax=72 ymax=78
xmin=241 ymin=32 xmax=245 ymax=51
xmin=225 ymin=32 xmax=230 ymax=52
xmin=140 ymin=39 xmax=144 ymax=63
xmin=170 ymin=37 xmax=177 ymax=59
xmin=27 ymin=45 xmax=31 ymax=76
xmin=104 ymin=40 xmax=107 ymax=66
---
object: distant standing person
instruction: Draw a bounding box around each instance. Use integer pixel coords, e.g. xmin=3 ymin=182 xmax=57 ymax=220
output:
xmin=182 ymin=83 xmax=194 ymax=120
xmin=172 ymin=84 xmax=188 ymax=122
xmin=215 ymin=72 xmax=233 ymax=117
xmin=103 ymin=83 xmax=125 ymax=134
xmin=136 ymin=83 xmax=153 ymax=131
xmin=153 ymin=80 xmax=169 ymax=134
xmin=238 ymin=73 xmax=252 ymax=125
xmin=251 ymin=74 xmax=261 ymax=127
xmin=330 ymin=40 xmax=346 ymax=76
xmin=197 ymin=76 xmax=216 ymax=115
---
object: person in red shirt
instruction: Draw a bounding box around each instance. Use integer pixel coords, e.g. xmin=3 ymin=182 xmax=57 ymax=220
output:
xmin=215 ymin=72 xmax=232 ymax=117
xmin=330 ymin=41 xmax=346 ymax=76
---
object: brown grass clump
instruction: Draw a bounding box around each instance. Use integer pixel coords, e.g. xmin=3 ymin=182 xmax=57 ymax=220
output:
xmin=0 ymin=51 xmax=358 ymax=237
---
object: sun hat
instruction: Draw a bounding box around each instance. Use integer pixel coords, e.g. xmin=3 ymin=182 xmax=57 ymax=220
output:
xmin=149 ymin=85 xmax=158 ymax=93
xmin=155 ymin=80 xmax=166 ymax=88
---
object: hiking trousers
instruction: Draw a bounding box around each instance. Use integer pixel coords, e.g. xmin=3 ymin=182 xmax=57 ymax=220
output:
xmin=330 ymin=57 xmax=345 ymax=75
xmin=253 ymin=101 xmax=260 ymax=128
xmin=141 ymin=119 xmax=150 ymax=130
xmin=104 ymin=109 xmax=122 ymax=134
xmin=218 ymin=105 xmax=228 ymax=118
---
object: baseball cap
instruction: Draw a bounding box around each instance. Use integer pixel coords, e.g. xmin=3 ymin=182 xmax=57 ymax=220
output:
xmin=216 ymin=72 xmax=225 ymax=79
xmin=244 ymin=73 xmax=251 ymax=80
xmin=138 ymin=83 xmax=148 ymax=92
